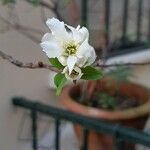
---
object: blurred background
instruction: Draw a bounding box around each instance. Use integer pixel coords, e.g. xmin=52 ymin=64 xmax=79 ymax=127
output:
xmin=0 ymin=0 xmax=150 ymax=150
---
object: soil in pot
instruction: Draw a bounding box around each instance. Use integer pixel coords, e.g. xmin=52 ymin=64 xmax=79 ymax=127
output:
xmin=73 ymin=91 xmax=142 ymax=111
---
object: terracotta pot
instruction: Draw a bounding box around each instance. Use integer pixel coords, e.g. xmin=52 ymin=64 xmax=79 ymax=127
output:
xmin=60 ymin=78 xmax=150 ymax=150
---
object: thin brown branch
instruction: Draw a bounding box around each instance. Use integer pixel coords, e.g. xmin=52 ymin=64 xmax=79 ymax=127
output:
xmin=0 ymin=50 xmax=59 ymax=72
xmin=0 ymin=50 xmax=150 ymax=73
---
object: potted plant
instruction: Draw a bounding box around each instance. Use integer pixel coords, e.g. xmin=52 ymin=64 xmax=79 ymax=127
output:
xmin=60 ymin=76 xmax=150 ymax=150
xmin=39 ymin=18 xmax=150 ymax=150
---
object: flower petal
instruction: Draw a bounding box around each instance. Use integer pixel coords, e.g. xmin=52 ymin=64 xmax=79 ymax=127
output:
xmin=76 ymin=39 xmax=89 ymax=57
xmin=66 ymin=25 xmax=89 ymax=44
xmin=58 ymin=56 xmax=67 ymax=66
xmin=67 ymin=56 xmax=77 ymax=74
xmin=63 ymin=66 xmax=83 ymax=81
xmin=73 ymin=66 xmax=83 ymax=80
xmin=40 ymin=41 xmax=62 ymax=58
xmin=76 ymin=56 xmax=87 ymax=67
xmin=78 ymin=26 xmax=89 ymax=43
xmin=46 ymin=18 xmax=70 ymax=42
xmin=85 ymin=47 xmax=96 ymax=66
xmin=76 ymin=39 xmax=96 ymax=66
xmin=41 ymin=33 xmax=52 ymax=42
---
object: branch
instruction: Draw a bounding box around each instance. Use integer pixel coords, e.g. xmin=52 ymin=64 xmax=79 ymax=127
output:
xmin=0 ymin=50 xmax=59 ymax=72
xmin=0 ymin=50 xmax=150 ymax=73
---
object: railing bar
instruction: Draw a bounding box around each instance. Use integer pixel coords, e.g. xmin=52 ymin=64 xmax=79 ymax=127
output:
xmin=12 ymin=98 xmax=150 ymax=147
xmin=31 ymin=110 xmax=38 ymax=150
xmin=113 ymin=124 xmax=125 ymax=150
xmin=136 ymin=0 xmax=143 ymax=42
xmin=116 ymin=137 xmax=125 ymax=150
xmin=105 ymin=0 xmax=110 ymax=46
xmin=81 ymin=0 xmax=88 ymax=27
xmin=82 ymin=128 xmax=89 ymax=150
xmin=55 ymin=119 xmax=60 ymax=150
xmin=122 ymin=0 xmax=129 ymax=44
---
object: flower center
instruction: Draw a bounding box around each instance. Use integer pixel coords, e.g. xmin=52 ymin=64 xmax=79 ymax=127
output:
xmin=64 ymin=43 xmax=77 ymax=56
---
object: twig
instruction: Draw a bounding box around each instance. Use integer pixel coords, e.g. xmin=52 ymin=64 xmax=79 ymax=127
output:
xmin=0 ymin=50 xmax=59 ymax=72
xmin=0 ymin=50 xmax=150 ymax=72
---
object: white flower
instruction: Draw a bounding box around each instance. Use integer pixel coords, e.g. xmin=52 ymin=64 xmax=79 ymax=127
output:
xmin=40 ymin=18 xmax=96 ymax=74
xmin=62 ymin=66 xmax=83 ymax=81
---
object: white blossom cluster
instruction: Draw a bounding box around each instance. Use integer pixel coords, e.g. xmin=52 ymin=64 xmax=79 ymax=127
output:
xmin=41 ymin=18 xmax=96 ymax=81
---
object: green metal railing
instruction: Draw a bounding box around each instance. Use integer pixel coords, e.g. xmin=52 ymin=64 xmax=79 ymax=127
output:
xmin=12 ymin=97 xmax=150 ymax=150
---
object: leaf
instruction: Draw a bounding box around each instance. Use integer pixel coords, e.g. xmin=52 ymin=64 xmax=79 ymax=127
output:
xmin=81 ymin=66 xmax=103 ymax=80
xmin=54 ymin=73 xmax=67 ymax=96
xmin=49 ymin=58 xmax=64 ymax=70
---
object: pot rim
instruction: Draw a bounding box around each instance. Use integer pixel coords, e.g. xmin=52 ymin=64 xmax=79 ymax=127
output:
xmin=60 ymin=82 xmax=150 ymax=121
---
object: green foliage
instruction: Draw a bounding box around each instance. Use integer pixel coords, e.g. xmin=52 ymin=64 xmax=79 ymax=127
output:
xmin=81 ymin=66 xmax=103 ymax=80
xmin=98 ymin=93 xmax=116 ymax=110
xmin=106 ymin=66 xmax=132 ymax=82
xmin=54 ymin=73 xmax=67 ymax=96
xmin=49 ymin=58 xmax=64 ymax=70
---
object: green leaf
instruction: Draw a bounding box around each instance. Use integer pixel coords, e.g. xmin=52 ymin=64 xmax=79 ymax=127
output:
xmin=54 ymin=73 xmax=67 ymax=96
xmin=49 ymin=58 xmax=64 ymax=69
xmin=81 ymin=66 xmax=103 ymax=80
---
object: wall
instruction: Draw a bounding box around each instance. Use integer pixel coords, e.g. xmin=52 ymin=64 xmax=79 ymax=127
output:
xmin=0 ymin=1 xmax=60 ymax=150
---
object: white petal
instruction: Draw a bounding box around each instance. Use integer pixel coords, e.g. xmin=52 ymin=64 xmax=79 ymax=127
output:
xmin=62 ymin=66 xmax=68 ymax=74
xmin=67 ymin=56 xmax=77 ymax=75
xmin=73 ymin=66 xmax=83 ymax=80
xmin=78 ymin=26 xmax=89 ymax=42
xmin=62 ymin=67 xmax=72 ymax=80
xmin=76 ymin=39 xmax=96 ymax=66
xmin=85 ymin=47 xmax=96 ymax=66
xmin=40 ymin=41 xmax=62 ymax=58
xmin=42 ymin=33 xmax=52 ymax=42
xmin=58 ymin=56 xmax=67 ymax=66
xmin=76 ymin=39 xmax=89 ymax=57
xmin=46 ymin=18 xmax=65 ymax=33
xmin=76 ymin=25 xmax=80 ymax=30
xmin=76 ymin=56 xmax=87 ymax=67
xmin=66 ymin=25 xmax=81 ymax=43
xmin=46 ymin=18 xmax=70 ymax=42
xmin=62 ymin=66 xmax=83 ymax=81
xmin=66 ymin=25 xmax=89 ymax=44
